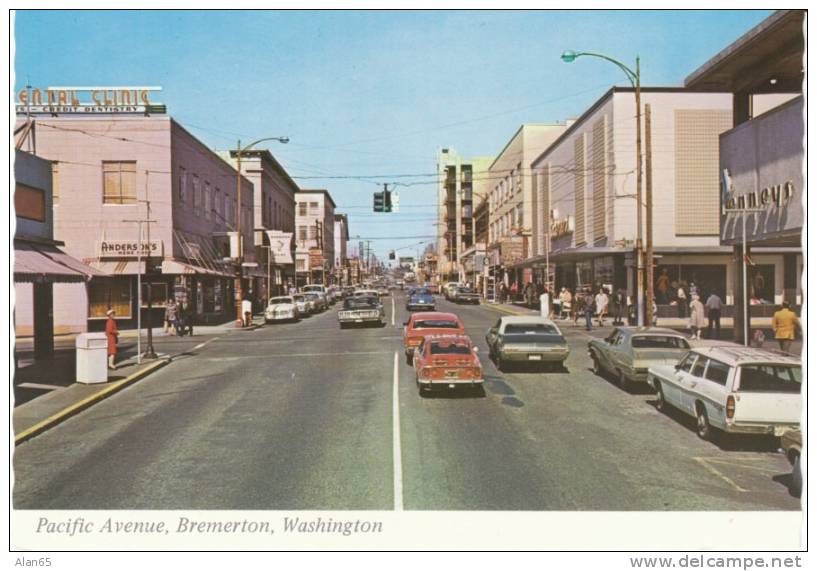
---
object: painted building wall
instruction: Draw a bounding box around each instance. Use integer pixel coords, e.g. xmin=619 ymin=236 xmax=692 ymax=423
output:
xmin=294 ymin=191 xmax=336 ymax=278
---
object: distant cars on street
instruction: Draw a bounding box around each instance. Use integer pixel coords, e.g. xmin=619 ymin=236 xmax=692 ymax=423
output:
xmin=453 ymin=286 xmax=480 ymax=304
xmin=403 ymin=311 xmax=465 ymax=365
xmin=338 ymin=295 xmax=385 ymax=328
xmin=412 ymin=334 xmax=483 ymax=396
xmin=485 ymin=316 xmax=569 ymax=371
xmin=406 ymin=287 xmax=435 ymax=311
xmin=264 ymin=296 xmax=300 ymax=323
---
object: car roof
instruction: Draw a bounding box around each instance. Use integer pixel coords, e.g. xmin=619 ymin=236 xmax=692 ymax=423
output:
xmin=614 ymin=326 xmax=687 ymax=336
xmin=500 ymin=315 xmax=558 ymax=326
xmin=411 ymin=312 xmax=459 ymax=321
xmin=689 ymin=345 xmax=801 ymax=366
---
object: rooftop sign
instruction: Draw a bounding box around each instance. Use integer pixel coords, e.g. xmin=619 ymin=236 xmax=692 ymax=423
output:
xmin=16 ymin=86 xmax=164 ymax=115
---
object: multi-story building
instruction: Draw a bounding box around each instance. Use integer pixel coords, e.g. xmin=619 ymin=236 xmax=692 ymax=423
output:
xmin=224 ymin=149 xmax=298 ymax=298
xmin=486 ymin=124 xmax=567 ymax=291
xmin=294 ymin=189 xmax=336 ymax=286
xmin=333 ymin=213 xmax=350 ymax=283
xmin=683 ymin=9 xmax=804 ymax=341
xmin=16 ymin=112 xmax=255 ymax=330
xmin=529 ymin=87 xmax=735 ymax=312
xmin=436 ymin=148 xmax=493 ymax=283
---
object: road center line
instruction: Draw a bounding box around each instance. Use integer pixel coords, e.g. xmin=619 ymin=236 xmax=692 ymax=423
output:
xmin=391 ymin=296 xmax=395 ymax=326
xmin=392 ymin=350 xmax=404 ymax=511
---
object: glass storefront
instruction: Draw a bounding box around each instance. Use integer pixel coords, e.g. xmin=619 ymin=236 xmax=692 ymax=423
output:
xmin=654 ymin=263 xmax=727 ymax=303
xmin=89 ymin=277 xmax=132 ymax=319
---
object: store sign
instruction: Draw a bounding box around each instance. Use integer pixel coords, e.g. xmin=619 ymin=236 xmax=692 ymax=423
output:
xmin=551 ymin=215 xmax=574 ymax=239
xmin=721 ymin=169 xmax=795 ymax=211
xmin=500 ymin=237 xmax=524 ymax=265
xmin=266 ymin=231 xmax=293 ymax=264
xmin=99 ymin=240 xmax=162 ymax=258
xmin=309 ymin=248 xmax=324 ymax=270
xmin=16 ymin=86 xmax=163 ymax=115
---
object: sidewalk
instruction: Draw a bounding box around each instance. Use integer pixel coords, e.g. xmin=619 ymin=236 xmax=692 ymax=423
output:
xmin=483 ymin=300 xmax=802 ymax=354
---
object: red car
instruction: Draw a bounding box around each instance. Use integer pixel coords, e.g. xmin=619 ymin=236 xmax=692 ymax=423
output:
xmin=402 ymin=311 xmax=464 ymax=365
xmin=412 ymin=334 xmax=483 ymax=395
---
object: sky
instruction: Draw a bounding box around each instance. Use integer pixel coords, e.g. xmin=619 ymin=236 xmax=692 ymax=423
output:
xmin=13 ymin=9 xmax=773 ymax=261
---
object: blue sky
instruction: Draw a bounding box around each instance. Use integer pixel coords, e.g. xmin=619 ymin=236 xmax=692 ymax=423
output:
xmin=14 ymin=9 xmax=772 ymax=260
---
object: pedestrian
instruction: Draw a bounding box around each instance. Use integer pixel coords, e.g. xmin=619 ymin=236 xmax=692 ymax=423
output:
xmin=164 ymin=298 xmax=178 ymax=336
xmin=655 ymin=268 xmax=670 ymax=304
xmin=561 ymin=287 xmax=572 ymax=320
xmin=584 ymin=289 xmax=595 ymax=331
xmin=612 ymin=289 xmax=626 ymax=325
xmin=595 ymin=287 xmax=609 ymax=327
xmin=510 ymin=281 xmax=518 ymax=302
xmin=688 ymin=293 xmax=705 ymax=340
xmin=677 ymin=284 xmax=688 ymax=318
xmin=105 ymin=308 xmax=119 ymax=370
xmin=705 ymin=291 xmax=723 ymax=339
xmin=771 ymin=301 xmax=800 ymax=353
xmin=182 ymin=301 xmax=195 ymax=336
xmin=652 ymin=299 xmax=658 ymax=326
xmin=572 ymin=290 xmax=583 ymax=326
xmin=242 ymin=297 xmax=253 ymax=327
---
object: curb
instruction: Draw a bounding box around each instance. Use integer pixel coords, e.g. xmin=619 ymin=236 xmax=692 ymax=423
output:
xmin=15 ymin=358 xmax=171 ymax=446
xmin=482 ymin=304 xmax=529 ymax=316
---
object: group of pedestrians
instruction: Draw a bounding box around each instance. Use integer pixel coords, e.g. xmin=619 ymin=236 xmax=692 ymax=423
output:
xmin=163 ymin=298 xmax=195 ymax=337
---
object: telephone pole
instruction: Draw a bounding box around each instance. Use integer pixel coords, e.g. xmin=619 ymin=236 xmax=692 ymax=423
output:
xmin=645 ymin=103 xmax=654 ymax=325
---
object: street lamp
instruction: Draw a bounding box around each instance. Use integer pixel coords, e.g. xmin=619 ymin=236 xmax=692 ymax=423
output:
xmin=561 ymin=50 xmax=651 ymax=326
xmin=234 ymin=136 xmax=289 ymax=327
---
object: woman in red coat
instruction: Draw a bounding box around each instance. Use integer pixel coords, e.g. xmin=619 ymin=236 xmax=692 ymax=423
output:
xmin=105 ymin=309 xmax=119 ymax=370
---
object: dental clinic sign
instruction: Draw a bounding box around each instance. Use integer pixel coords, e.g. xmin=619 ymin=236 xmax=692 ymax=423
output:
xmin=16 ymin=86 xmax=163 ymax=115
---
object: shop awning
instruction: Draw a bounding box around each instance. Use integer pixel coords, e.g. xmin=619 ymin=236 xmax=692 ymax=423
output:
xmin=161 ymin=259 xmax=231 ymax=277
xmin=14 ymin=240 xmax=108 ymax=283
xmin=88 ymin=260 xmax=146 ymax=275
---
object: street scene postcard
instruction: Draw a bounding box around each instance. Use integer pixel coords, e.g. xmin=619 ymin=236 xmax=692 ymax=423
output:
xmin=9 ymin=6 xmax=807 ymax=557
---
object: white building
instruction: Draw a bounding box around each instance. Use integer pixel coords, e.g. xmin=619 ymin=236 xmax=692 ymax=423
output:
xmin=294 ymin=189 xmax=336 ymax=286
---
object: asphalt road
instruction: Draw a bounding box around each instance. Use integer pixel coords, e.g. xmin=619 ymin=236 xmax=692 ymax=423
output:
xmin=13 ymin=291 xmax=799 ymax=510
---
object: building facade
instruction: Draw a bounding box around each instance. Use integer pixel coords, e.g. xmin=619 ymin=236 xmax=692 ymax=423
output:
xmin=20 ymin=115 xmax=255 ymax=330
xmin=333 ymin=213 xmax=350 ymax=284
xmin=529 ymin=88 xmax=736 ymax=312
xmin=486 ymin=124 xmax=567 ymax=293
xmin=436 ymin=148 xmax=493 ymax=284
xmin=294 ymin=190 xmax=336 ymax=286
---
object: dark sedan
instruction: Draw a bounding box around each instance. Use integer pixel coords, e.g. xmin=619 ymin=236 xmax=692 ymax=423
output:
xmin=406 ymin=287 xmax=436 ymax=311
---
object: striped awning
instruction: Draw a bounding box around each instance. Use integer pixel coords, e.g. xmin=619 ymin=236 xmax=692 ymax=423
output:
xmin=88 ymin=260 xmax=146 ymax=275
xmin=14 ymin=240 xmax=108 ymax=283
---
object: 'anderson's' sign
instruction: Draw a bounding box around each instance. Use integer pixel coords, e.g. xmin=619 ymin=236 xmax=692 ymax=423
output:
xmin=99 ymin=240 xmax=163 ymax=258
xmin=16 ymin=86 xmax=163 ymax=115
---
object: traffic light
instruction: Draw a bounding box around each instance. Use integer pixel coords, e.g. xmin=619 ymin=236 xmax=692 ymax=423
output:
xmin=373 ymin=191 xmax=384 ymax=212
xmin=384 ymin=190 xmax=392 ymax=213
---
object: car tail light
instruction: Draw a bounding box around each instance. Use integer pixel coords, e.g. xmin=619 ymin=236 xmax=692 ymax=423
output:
xmin=421 ymin=367 xmax=442 ymax=380
xmin=726 ymin=395 xmax=735 ymax=420
xmin=408 ymin=337 xmax=423 ymax=347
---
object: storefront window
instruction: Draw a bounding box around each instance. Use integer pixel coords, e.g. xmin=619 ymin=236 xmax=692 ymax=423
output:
xmin=594 ymin=256 xmax=615 ymax=290
xmin=655 ymin=264 xmax=727 ymax=303
xmin=576 ymin=261 xmax=592 ymax=289
xmin=89 ymin=277 xmax=132 ymax=319
xmin=140 ymin=282 xmax=169 ymax=307
xmin=750 ymin=265 xmax=775 ymax=304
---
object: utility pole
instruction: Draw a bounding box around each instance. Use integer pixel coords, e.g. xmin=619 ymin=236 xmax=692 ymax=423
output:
xmin=235 ymin=139 xmax=244 ymax=327
xmin=634 ymin=56 xmax=644 ymax=326
xmin=143 ymin=185 xmax=157 ymax=359
xmin=645 ymin=103 xmax=654 ymax=326
xmin=122 ymin=218 xmax=155 ymax=363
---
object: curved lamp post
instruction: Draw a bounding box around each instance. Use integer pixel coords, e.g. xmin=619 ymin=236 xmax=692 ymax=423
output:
xmin=561 ymin=50 xmax=649 ymax=326
xmin=234 ymin=136 xmax=289 ymax=326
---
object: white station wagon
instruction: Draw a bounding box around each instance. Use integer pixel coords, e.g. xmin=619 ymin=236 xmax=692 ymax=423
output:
xmin=648 ymin=346 xmax=801 ymax=441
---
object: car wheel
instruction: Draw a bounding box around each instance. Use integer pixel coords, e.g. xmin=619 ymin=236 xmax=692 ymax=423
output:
xmin=791 ymin=455 xmax=802 ymax=497
xmin=618 ymin=370 xmax=630 ymax=392
xmin=591 ymin=353 xmax=602 ymax=376
xmin=695 ymin=403 xmax=715 ymax=441
xmin=654 ymin=382 xmax=667 ymax=412
xmin=497 ymin=356 xmax=505 ymax=372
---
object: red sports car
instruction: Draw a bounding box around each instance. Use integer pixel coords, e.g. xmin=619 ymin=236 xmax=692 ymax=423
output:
xmin=412 ymin=334 xmax=483 ymax=395
xmin=402 ymin=311 xmax=464 ymax=365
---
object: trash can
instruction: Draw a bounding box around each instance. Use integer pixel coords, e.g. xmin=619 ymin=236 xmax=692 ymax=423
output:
xmin=539 ymin=293 xmax=550 ymax=318
xmin=76 ymin=332 xmax=109 ymax=384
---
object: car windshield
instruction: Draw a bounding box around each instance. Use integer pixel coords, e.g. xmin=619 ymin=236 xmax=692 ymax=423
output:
xmin=413 ymin=319 xmax=460 ymax=329
xmin=632 ymin=335 xmax=690 ymax=349
xmin=458 ymin=288 xmax=474 ymax=293
xmin=505 ymin=323 xmax=558 ymax=335
xmin=738 ymin=364 xmax=802 ymax=393
xmin=304 ymin=293 xmax=319 ymax=300
xmin=429 ymin=341 xmax=471 ymax=355
xmin=293 ymin=295 xmax=305 ymax=302
xmin=269 ymin=297 xmax=292 ymax=305
xmin=344 ymin=297 xmax=378 ymax=309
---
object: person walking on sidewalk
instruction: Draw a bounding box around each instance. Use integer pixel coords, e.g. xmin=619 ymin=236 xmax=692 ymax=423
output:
xmin=242 ymin=297 xmax=253 ymax=327
xmin=612 ymin=289 xmax=626 ymax=325
xmin=583 ymin=289 xmax=595 ymax=331
xmin=705 ymin=292 xmax=723 ymax=339
xmin=772 ymin=301 xmax=800 ymax=353
xmin=595 ymin=287 xmax=609 ymax=327
xmin=164 ymin=298 xmax=178 ymax=336
xmin=572 ymin=290 xmax=584 ymax=326
xmin=676 ymin=284 xmax=688 ymax=318
xmin=688 ymin=294 xmax=705 ymax=340
xmin=105 ymin=309 xmax=119 ymax=370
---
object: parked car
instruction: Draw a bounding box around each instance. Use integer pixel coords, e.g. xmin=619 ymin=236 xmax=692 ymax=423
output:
xmin=264 ymin=296 xmax=300 ymax=323
xmin=338 ymin=295 xmax=385 ymax=328
xmin=303 ymin=292 xmax=326 ymax=312
xmin=453 ymin=286 xmax=480 ymax=304
xmin=648 ymin=347 xmax=801 ymax=442
xmin=406 ymin=287 xmax=436 ymax=311
xmin=402 ymin=311 xmax=465 ymax=365
xmin=587 ymin=327 xmax=691 ymax=391
xmin=291 ymin=293 xmax=314 ymax=316
xmin=485 ymin=316 xmax=569 ymax=371
xmin=413 ymin=334 xmax=483 ymax=395
xmin=302 ymin=284 xmax=328 ymax=308
xmin=780 ymin=429 xmax=802 ymax=497
xmin=443 ymin=282 xmax=463 ymax=301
